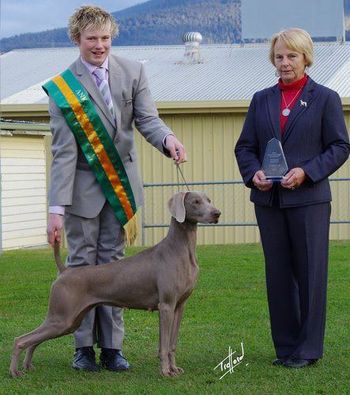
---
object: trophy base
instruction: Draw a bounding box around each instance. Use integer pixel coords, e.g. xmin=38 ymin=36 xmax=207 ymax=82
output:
xmin=266 ymin=176 xmax=284 ymax=182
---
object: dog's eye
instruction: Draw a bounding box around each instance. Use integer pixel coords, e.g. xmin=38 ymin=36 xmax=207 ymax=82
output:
xmin=193 ymin=199 xmax=200 ymax=204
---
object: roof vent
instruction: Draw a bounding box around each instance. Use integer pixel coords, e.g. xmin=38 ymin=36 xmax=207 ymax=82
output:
xmin=182 ymin=32 xmax=203 ymax=64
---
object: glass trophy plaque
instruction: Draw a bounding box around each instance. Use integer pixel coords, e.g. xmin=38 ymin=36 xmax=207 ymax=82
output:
xmin=262 ymin=138 xmax=288 ymax=181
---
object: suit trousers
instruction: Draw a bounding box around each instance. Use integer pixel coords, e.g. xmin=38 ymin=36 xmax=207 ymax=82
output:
xmin=64 ymin=202 xmax=125 ymax=349
xmin=255 ymin=202 xmax=331 ymax=360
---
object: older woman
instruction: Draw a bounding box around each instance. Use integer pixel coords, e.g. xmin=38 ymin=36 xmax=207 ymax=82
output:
xmin=235 ymin=28 xmax=349 ymax=368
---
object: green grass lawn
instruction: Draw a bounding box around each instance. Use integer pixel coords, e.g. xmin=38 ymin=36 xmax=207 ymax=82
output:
xmin=0 ymin=242 xmax=349 ymax=395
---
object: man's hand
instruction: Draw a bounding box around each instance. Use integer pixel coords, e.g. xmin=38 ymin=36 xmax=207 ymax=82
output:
xmin=253 ymin=170 xmax=273 ymax=191
xmin=164 ymin=134 xmax=187 ymax=164
xmin=47 ymin=213 xmax=63 ymax=247
xmin=281 ymin=167 xmax=306 ymax=190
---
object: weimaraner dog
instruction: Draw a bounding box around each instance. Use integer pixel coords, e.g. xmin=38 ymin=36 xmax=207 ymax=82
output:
xmin=10 ymin=191 xmax=221 ymax=378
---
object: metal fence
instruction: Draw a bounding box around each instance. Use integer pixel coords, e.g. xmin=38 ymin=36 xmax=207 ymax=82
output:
xmin=141 ymin=178 xmax=350 ymax=246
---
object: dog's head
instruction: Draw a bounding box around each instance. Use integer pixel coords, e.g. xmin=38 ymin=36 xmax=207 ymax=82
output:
xmin=168 ymin=191 xmax=221 ymax=224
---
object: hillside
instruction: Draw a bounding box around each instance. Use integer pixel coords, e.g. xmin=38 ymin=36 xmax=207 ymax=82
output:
xmin=0 ymin=0 xmax=241 ymax=52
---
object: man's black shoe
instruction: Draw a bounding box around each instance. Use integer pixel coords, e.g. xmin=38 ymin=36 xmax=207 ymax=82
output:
xmin=283 ymin=358 xmax=318 ymax=368
xmin=72 ymin=347 xmax=99 ymax=371
xmin=100 ymin=349 xmax=130 ymax=371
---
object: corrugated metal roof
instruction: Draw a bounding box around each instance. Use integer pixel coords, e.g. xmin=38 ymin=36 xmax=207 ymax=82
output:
xmin=1 ymin=42 xmax=349 ymax=104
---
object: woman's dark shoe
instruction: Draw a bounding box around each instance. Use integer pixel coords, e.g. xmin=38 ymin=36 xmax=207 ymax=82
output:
xmin=283 ymin=358 xmax=318 ymax=368
xmin=100 ymin=349 xmax=130 ymax=371
xmin=72 ymin=347 xmax=99 ymax=371
xmin=272 ymin=358 xmax=287 ymax=366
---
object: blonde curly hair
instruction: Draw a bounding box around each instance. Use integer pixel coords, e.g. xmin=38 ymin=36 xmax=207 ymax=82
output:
xmin=68 ymin=5 xmax=119 ymax=43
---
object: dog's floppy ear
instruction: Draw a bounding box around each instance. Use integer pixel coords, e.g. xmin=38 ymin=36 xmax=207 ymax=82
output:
xmin=168 ymin=192 xmax=187 ymax=223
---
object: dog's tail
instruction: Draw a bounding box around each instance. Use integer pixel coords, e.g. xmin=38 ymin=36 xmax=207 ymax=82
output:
xmin=53 ymin=240 xmax=66 ymax=274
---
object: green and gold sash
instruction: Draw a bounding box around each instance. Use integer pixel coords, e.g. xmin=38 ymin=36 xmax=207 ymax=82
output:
xmin=43 ymin=69 xmax=138 ymax=244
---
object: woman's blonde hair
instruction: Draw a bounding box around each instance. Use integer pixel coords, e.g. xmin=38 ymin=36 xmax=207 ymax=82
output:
xmin=269 ymin=28 xmax=314 ymax=67
xmin=68 ymin=5 xmax=119 ymax=43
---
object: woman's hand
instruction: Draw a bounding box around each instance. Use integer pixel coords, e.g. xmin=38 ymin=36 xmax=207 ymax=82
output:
xmin=253 ymin=170 xmax=273 ymax=191
xmin=281 ymin=167 xmax=306 ymax=190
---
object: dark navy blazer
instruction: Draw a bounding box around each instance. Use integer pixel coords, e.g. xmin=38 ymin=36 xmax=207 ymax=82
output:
xmin=235 ymin=77 xmax=350 ymax=208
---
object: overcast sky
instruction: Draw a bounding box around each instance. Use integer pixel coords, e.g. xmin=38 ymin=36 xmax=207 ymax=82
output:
xmin=0 ymin=0 xmax=148 ymax=39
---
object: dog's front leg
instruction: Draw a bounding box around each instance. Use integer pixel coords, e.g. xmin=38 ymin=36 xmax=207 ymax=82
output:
xmin=158 ymin=302 xmax=175 ymax=376
xmin=168 ymin=301 xmax=186 ymax=375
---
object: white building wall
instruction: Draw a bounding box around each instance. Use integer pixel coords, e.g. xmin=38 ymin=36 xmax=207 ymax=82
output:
xmin=0 ymin=135 xmax=47 ymax=249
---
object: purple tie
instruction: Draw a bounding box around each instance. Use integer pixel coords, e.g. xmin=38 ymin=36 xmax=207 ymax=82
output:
xmin=93 ymin=67 xmax=114 ymax=116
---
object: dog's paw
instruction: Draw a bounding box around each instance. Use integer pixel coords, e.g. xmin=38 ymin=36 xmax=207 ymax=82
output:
xmin=161 ymin=367 xmax=176 ymax=377
xmin=161 ymin=368 xmax=172 ymax=376
xmin=161 ymin=365 xmax=184 ymax=376
xmin=170 ymin=365 xmax=184 ymax=375
xmin=23 ymin=362 xmax=34 ymax=371
xmin=9 ymin=369 xmax=24 ymax=378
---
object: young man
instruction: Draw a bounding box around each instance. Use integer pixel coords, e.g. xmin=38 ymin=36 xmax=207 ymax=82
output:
xmin=44 ymin=5 xmax=186 ymax=372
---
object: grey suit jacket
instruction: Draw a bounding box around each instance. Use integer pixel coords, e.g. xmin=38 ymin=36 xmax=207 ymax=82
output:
xmin=48 ymin=55 xmax=172 ymax=218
